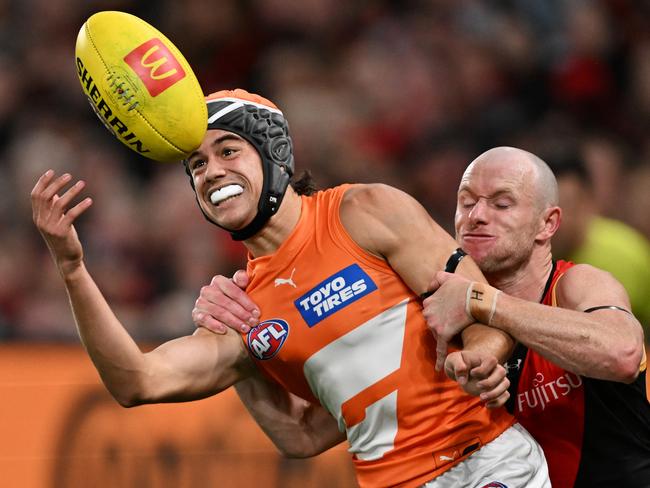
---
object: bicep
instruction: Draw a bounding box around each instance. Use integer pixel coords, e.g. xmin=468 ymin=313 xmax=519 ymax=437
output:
xmin=142 ymin=327 xmax=253 ymax=403
xmin=340 ymin=185 xmax=513 ymax=357
xmin=341 ymin=184 xmax=470 ymax=295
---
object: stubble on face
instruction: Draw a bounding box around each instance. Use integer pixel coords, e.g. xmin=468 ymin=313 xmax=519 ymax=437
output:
xmin=455 ymin=148 xmax=547 ymax=277
xmin=471 ymin=223 xmax=538 ymax=276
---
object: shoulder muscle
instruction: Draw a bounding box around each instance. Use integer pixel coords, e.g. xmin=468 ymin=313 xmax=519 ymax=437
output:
xmin=556 ymin=264 xmax=632 ymax=312
xmin=339 ymin=184 xmax=470 ymax=294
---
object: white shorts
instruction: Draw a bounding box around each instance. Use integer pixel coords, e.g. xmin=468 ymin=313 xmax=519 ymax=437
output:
xmin=421 ymin=423 xmax=550 ymax=488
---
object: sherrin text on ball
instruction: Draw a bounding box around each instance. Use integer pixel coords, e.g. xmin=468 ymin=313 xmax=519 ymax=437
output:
xmin=75 ymin=11 xmax=206 ymax=162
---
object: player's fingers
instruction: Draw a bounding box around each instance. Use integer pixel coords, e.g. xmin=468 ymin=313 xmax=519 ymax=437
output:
xmin=458 ymin=349 xmax=485 ymax=368
xmin=60 ymin=198 xmax=93 ymax=226
xmin=468 ymin=354 xmax=498 ymax=380
xmin=430 ymin=271 xmax=455 ymax=293
xmin=193 ymin=311 xmax=227 ymax=334
xmin=30 ymin=170 xmax=55 ymax=201
xmin=211 ymin=290 xmax=258 ymax=329
xmin=31 ymin=170 xmax=57 ymax=222
xmin=475 ymin=361 xmax=507 ymax=387
xmin=427 ymin=276 xmax=441 ymax=294
xmin=444 ymin=352 xmax=470 ymax=385
xmin=436 ymin=271 xmax=455 ymax=284
xmin=232 ymin=269 xmax=250 ymax=288
xmin=194 ymin=295 xmax=252 ymax=333
xmin=53 ymin=180 xmax=86 ymax=213
xmin=479 ymin=373 xmax=509 ymax=397
xmin=479 ymin=377 xmax=510 ymax=403
xmin=485 ymin=389 xmax=510 ymax=409
xmin=455 ymin=350 xmax=489 ymax=385
xmin=193 ymin=304 xmax=229 ymax=334
xmin=435 ymin=337 xmax=449 ymax=372
xmin=40 ymin=173 xmax=73 ymax=202
xmin=483 ymin=381 xmax=510 ymax=409
xmin=478 ymin=365 xmax=510 ymax=402
xmin=215 ymin=276 xmax=260 ymax=318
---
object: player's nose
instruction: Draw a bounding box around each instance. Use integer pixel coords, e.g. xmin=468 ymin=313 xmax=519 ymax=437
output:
xmin=204 ymin=156 xmax=227 ymax=181
xmin=467 ymin=199 xmax=488 ymax=225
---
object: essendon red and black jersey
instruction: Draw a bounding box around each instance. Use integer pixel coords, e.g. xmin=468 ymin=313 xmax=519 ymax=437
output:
xmin=505 ymin=260 xmax=650 ymax=487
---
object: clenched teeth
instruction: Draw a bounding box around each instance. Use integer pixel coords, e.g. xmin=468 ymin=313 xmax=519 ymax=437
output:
xmin=210 ymin=184 xmax=244 ymax=205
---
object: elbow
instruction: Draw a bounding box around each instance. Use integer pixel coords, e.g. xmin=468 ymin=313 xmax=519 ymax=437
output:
xmin=617 ymin=360 xmax=641 ymax=384
xmin=610 ymin=344 xmax=643 ymax=383
xmin=116 ymin=398 xmax=137 ymax=408
xmin=277 ymin=441 xmax=325 ymax=458
xmin=274 ymin=433 xmax=322 ymax=458
xmin=111 ymin=389 xmax=148 ymax=408
xmin=115 ymin=395 xmax=146 ymax=408
xmin=274 ymin=430 xmax=324 ymax=459
xmin=106 ymin=377 xmax=153 ymax=408
xmin=277 ymin=446 xmax=314 ymax=459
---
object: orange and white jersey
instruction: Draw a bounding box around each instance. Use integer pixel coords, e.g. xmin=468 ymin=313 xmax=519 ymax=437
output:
xmin=243 ymin=185 xmax=514 ymax=488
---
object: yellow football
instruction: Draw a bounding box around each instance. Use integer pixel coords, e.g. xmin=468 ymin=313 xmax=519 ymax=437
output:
xmin=75 ymin=11 xmax=207 ymax=162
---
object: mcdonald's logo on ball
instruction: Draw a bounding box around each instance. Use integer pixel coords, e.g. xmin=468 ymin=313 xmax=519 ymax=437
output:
xmin=75 ymin=11 xmax=206 ymax=161
xmin=124 ymin=38 xmax=186 ymax=97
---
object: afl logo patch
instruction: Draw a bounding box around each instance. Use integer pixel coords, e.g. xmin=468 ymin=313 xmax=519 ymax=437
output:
xmin=480 ymin=483 xmax=508 ymax=488
xmin=247 ymin=319 xmax=289 ymax=360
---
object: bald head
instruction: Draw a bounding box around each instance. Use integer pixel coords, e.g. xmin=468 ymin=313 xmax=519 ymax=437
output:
xmin=456 ymin=146 xmax=561 ymax=277
xmin=464 ymin=146 xmax=559 ymax=211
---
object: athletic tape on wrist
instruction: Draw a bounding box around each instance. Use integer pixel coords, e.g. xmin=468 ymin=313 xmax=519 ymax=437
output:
xmin=466 ymin=282 xmax=501 ymax=325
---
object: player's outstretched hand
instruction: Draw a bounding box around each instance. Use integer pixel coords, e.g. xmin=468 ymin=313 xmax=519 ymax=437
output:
xmin=423 ymin=271 xmax=474 ymax=371
xmin=31 ymin=170 xmax=93 ymax=276
xmin=192 ymin=270 xmax=261 ymax=335
xmin=444 ymin=350 xmax=510 ymax=409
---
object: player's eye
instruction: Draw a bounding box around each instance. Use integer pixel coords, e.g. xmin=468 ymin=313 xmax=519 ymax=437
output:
xmin=222 ymin=147 xmax=238 ymax=158
xmin=189 ymin=159 xmax=206 ymax=172
xmin=460 ymin=199 xmax=476 ymax=208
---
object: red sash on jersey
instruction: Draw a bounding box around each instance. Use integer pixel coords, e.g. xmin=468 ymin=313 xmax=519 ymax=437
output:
xmin=513 ymin=261 xmax=582 ymax=488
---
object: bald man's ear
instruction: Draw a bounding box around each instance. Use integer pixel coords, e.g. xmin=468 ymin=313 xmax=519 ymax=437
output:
xmin=536 ymin=206 xmax=562 ymax=242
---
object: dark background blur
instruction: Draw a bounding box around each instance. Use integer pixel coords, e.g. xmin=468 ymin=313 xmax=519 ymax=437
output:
xmin=1 ymin=0 xmax=649 ymax=342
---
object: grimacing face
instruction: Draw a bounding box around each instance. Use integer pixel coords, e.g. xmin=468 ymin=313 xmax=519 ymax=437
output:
xmin=186 ymin=129 xmax=264 ymax=231
xmin=454 ymin=160 xmax=544 ymax=275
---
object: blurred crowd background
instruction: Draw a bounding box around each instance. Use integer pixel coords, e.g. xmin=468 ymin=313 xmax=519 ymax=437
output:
xmin=1 ymin=0 xmax=649 ymax=342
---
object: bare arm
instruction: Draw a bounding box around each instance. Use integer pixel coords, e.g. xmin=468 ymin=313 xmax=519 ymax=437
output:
xmin=194 ymin=269 xmax=345 ymax=456
xmin=66 ymin=263 xmax=251 ymax=405
xmin=235 ymin=371 xmax=345 ymax=457
xmin=494 ymin=264 xmax=644 ymax=382
xmin=31 ymin=170 xmax=252 ymax=407
xmin=425 ymin=265 xmax=645 ymax=382
xmin=340 ymin=184 xmax=514 ymax=365
xmin=190 ymin=183 xmax=515 ymax=452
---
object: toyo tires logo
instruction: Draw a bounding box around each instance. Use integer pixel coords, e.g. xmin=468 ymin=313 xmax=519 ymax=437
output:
xmin=295 ymin=264 xmax=377 ymax=327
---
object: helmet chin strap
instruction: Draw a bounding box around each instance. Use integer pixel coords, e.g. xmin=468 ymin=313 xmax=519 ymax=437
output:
xmin=194 ymin=203 xmax=267 ymax=240
xmin=229 ymin=166 xmax=291 ymax=241
xmin=190 ymin=166 xmax=291 ymax=241
xmin=230 ymin=208 xmax=274 ymax=241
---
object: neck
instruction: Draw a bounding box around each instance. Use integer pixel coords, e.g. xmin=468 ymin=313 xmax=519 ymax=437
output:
xmin=244 ymin=190 xmax=302 ymax=257
xmin=484 ymin=245 xmax=554 ymax=302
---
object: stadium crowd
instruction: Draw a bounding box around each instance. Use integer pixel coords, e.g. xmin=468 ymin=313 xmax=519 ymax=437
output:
xmin=1 ymin=0 xmax=649 ymax=341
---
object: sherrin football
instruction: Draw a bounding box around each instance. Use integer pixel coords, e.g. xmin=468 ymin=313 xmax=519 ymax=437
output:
xmin=75 ymin=11 xmax=207 ymax=162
